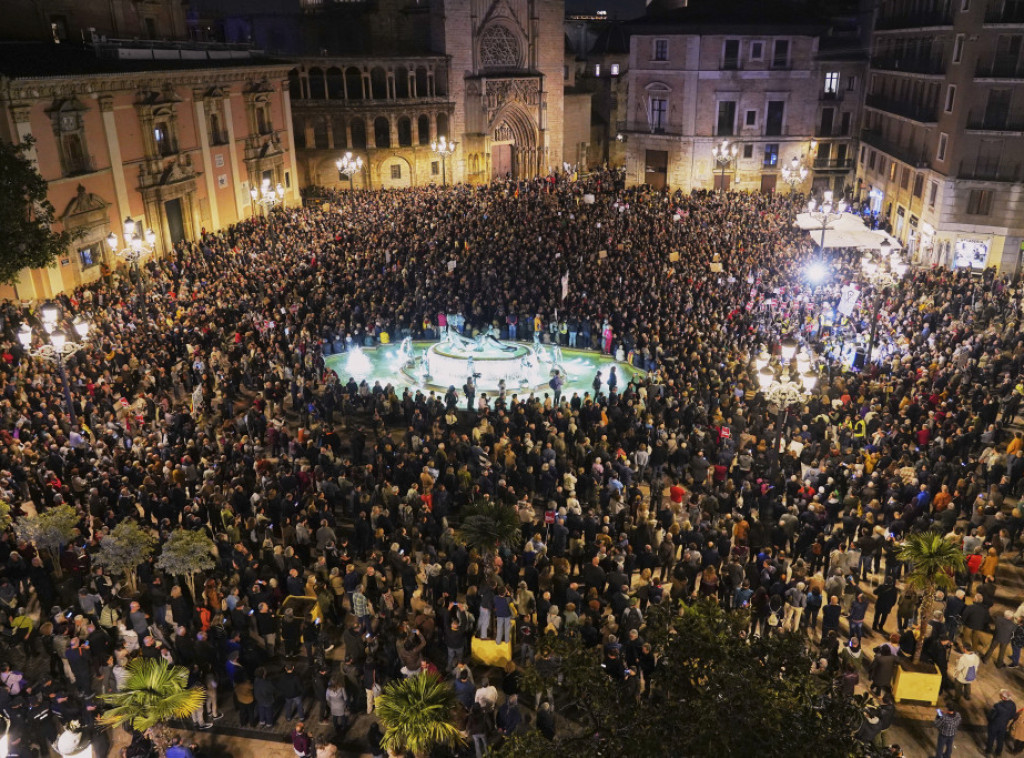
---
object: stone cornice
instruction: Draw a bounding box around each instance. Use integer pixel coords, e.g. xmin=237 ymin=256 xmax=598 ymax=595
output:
xmin=293 ymin=56 xmax=449 ymax=68
xmin=0 ymin=64 xmax=291 ymax=103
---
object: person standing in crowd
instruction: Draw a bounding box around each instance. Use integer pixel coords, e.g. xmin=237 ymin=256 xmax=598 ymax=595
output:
xmin=934 ymin=705 xmax=962 ymax=758
xmin=985 ymin=690 xmax=1017 ymax=756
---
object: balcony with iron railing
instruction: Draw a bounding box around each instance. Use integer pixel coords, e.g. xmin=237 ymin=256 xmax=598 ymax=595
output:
xmin=865 ymin=94 xmax=939 ymax=123
xmin=861 ymin=129 xmax=931 ymax=168
xmin=984 ymin=3 xmax=1024 ymax=24
xmin=615 ymin=119 xmax=686 ymax=137
xmin=874 ymin=10 xmax=953 ymax=30
xmin=975 ymin=60 xmax=1024 ymax=79
xmin=814 ymin=124 xmax=852 ymax=138
xmin=958 ymin=158 xmax=1023 ymax=180
xmin=813 ymin=157 xmax=855 ymax=170
xmin=870 ymin=56 xmax=946 ymax=75
xmin=966 ymin=110 xmax=1024 ymax=132
xmin=820 ymin=90 xmax=845 ymax=102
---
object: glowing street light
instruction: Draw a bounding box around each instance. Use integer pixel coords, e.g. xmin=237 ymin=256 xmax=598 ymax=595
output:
xmin=806 ymin=261 xmax=829 ymax=286
xmin=806 ymin=190 xmax=848 ymax=252
xmin=336 ymin=152 xmax=364 ymax=191
xmin=711 ymin=139 xmax=739 ymax=193
xmin=430 ymin=136 xmax=457 ymax=186
xmin=250 ymin=177 xmax=285 ymax=215
xmin=780 ymin=155 xmax=808 ymax=193
xmin=18 ymin=305 xmax=91 ymax=424
xmin=106 ymin=217 xmax=156 ymax=312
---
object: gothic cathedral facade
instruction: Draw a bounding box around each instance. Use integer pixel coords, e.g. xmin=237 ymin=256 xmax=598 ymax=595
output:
xmin=436 ymin=0 xmax=565 ymax=183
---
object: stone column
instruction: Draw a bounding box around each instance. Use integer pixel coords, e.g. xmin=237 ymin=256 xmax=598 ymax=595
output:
xmin=221 ymin=91 xmax=247 ymax=221
xmin=281 ymin=83 xmax=300 ymax=204
xmin=98 ymin=96 xmax=133 ymax=231
xmin=192 ymin=92 xmax=221 ymax=231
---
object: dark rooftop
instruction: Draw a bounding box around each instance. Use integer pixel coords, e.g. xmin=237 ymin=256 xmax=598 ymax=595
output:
xmin=630 ymin=0 xmax=830 ymax=34
xmin=0 ymin=42 xmax=288 ymax=80
xmin=590 ymin=22 xmax=632 ymax=56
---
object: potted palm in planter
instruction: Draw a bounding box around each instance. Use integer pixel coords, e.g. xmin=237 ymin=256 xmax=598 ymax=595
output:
xmin=456 ymin=500 xmax=523 ymax=664
xmin=455 ymin=499 xmax=523 ymax=577
xmin=93 ymin=521 xmax=157 ymax=599
xmin=892 ymin=531 xmax=966 ymax=704
xmin=97 ymin=658 xmax=205 ymax=750
xmin=374 ymin=673 xmax=464 ymax=758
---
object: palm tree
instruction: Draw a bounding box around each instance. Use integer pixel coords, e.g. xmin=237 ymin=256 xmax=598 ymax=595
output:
xmin=97 ymin=658 xmax=205 ymax=734
xmin=897 ymin=531 xmax=966 ymax=663
xmin=455 ymin=499 xmax=523 ymax=577
xmin=375 ymin=673 xmax=465 ymax=758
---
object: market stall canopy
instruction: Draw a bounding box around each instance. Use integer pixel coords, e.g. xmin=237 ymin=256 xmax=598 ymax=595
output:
xmin=795 ymin=212 xmax=901 ymax=250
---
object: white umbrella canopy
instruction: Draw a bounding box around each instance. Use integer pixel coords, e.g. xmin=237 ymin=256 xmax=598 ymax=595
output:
xmin=796 ymin=212 xmax=901 ymax=250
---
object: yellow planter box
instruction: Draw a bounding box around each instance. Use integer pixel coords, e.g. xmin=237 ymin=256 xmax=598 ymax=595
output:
xmin=471 ymin=635 xmax=513 ymax=668
xmin=893 ymin=662 xmax=942 ymax=705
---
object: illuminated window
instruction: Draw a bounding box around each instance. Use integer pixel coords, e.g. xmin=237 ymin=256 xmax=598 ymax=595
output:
xmin=824 ymin=72 xmax=840 ymax=93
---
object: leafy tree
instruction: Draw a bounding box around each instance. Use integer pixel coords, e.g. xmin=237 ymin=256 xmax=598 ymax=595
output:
xmin=155 ymin=529 xmax=215 ymax=602
xmin=97 ymin=658 xmax=204 ymax=734
xmin=0 ymin=137 xmax=78 ymax=288
xmin=94 ymin=521 xmax=157 ymax=594
xmin=15 ymin=504 xmax=79 ymax=578
xmin=455 ymin=499 xmax=523 ymax=575
xmin=898 ymin=531 xmax=966 ymax=663
xmin=375 ymin=673 xmax=464 ymax=758
xmin=496 ymin=601 xmax=886 ymax=758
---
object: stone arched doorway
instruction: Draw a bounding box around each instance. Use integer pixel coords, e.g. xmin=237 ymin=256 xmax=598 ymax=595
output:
xmin=489 ymin=105 xmax=537 ymax=180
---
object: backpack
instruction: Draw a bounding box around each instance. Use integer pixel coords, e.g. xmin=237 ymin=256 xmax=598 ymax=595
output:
xmin=965 ymin=664 xmax=977 ymax=682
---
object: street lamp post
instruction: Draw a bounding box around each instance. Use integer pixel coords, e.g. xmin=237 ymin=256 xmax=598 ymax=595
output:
xmin=780 ymin=155 xmax=808 ymax=194
xmin=430 ymin=136 xmax=457 ymax=186
xmin=711 ymin=139 xmax=739 ymax=193
xmin=250 ymin=177 xmax=285 ymax=216
xmin=806 ymin=190 xmax=848 ymax=252
xmin=755 ymin=340 xmax=818 ymax=482
xmin=336 ymin=152 xmax=364 ymax=192
xmin=862 ymin=241 xmax=907 ymax=368
xmin=106 ymin=217 xmax=156 ymax=314
xmin=17 ymin=305 xmax=91 ymax=425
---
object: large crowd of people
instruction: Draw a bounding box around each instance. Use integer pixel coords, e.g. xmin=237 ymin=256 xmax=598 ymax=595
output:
xmin=0 ymin=173 xmax=1022 ymax=758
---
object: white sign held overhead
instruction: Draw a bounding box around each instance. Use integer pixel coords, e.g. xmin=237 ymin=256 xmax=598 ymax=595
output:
xmin=837 ymin=286 xmax=860 ymax=317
